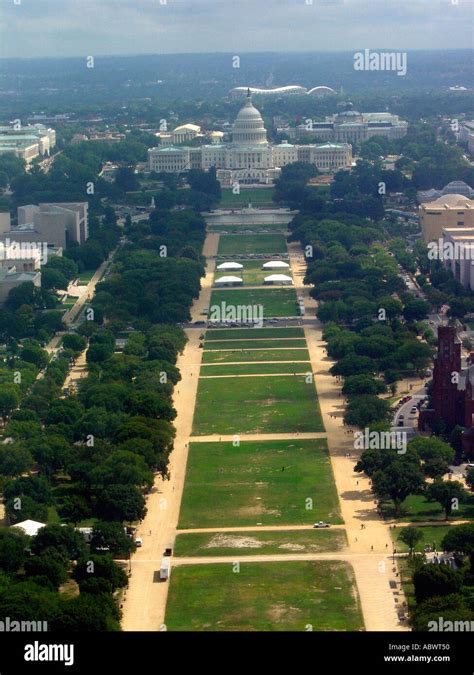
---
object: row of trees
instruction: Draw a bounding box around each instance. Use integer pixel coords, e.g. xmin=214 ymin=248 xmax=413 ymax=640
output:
xmin=356 ymin=437 xmax=469 ymax=517
xmin=0 ymin=198 xmax=206 ymax=629
xmin=289 ymin=218 xmax=432 ymax=430
xmin=93 ymin=208 xmax=206 ymax=330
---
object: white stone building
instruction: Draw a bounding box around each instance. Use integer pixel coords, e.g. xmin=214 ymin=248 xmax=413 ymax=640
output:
xmin=148 ymin=91 xmax=352 ymax=186
xmin=0 ymin=124 xmax=56 ymax=163
xmin=279 ymin=106 xmax=408 ymax=144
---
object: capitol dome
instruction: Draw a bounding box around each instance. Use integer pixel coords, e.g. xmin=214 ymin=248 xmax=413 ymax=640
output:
xmin=232 ymin=90 xmax=268 ymax=146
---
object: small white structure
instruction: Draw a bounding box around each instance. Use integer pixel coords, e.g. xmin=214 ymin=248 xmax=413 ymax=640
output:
xmin=214 ymin=275 xmax=243 ymax=287
xmin=11 ymin=519 xmax=46 ymax=537
xmin=264 ymin=274 xmax=293 ymax=286
xmin=262 ymin=260 xmax=290 ymax=270
xmin=216 ymin=262 xmax=244 ymax=271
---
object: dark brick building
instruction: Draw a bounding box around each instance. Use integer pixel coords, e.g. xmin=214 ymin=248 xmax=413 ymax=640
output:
xmin=419 ymin=326 xmax=474 ymax=458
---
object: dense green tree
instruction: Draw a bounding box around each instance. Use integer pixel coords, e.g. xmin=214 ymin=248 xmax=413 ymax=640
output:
xmin=91 ymin=521 xmax=135 ymax=557
xmin=0 ymin=529 xmax=30 ymax=573
xmin=398 ymin=526 xmax=423 ymax=554
xmin=413 ymin=564 xmax=462 ymax=604
xmin=0 ymin=384 xmax=20 ymax=421
xmin=73 ymin=554 xmax=128 ymax=592
xmin=96 ymin=484 xmax=147 ymax=522
xmin=344 ymin=395 xmax=391 ymax=428
xmin=31 ymin=525 xmax=87 ymax=560
xmin=0 ymin=445 xmax=33 ymax=477
xmin=372 ymin=460 xmax=425 ymax=514
xmin=24 ymin=549 xmax=69 ymax=590
xmin=426 ymin=480 xmax=467 ymax=520
xmin=62 ymin=334 xmax=87 ymax=353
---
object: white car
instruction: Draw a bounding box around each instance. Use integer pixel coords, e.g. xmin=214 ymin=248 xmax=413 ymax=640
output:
xmin=135 ymin=538 xmax=143 ymax=547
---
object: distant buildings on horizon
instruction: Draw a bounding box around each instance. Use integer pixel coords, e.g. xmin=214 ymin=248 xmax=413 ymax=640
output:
xmin=229 ymin=85 xmax=337 ymax=98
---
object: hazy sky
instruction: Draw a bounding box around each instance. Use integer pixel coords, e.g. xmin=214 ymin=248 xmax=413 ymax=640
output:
xmin=0 ymin=0 xmax=472 ymax=59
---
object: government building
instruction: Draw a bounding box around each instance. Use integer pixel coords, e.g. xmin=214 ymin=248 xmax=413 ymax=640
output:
xmin=148 ymin=91 xmax=352 ymax=186
xmin=278 ymin=105 xmax=408 ymax=144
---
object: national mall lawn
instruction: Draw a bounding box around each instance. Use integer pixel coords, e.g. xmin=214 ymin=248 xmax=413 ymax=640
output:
xmin=178 ymin=438 xmax=340 ymax=528
xmin=192 ymin=375 xmax=323 ymax=434
xmin=165 ymin=561 xmax=363 ymax=631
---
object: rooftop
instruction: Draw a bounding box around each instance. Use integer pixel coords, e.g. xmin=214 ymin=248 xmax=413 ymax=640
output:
xmin=422 ymin=194 xmax=474 ymax=209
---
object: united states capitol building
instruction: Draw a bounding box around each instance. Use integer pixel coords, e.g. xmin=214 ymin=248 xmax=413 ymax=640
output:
xmin=148 ymin=91 xmax=353 ymax=186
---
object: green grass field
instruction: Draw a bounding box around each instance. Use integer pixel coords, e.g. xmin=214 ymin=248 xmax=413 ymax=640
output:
xmin=62 ymin=297 xmax=76 ymax=308
xmin=76 ymin=270 xmax=95 ymax=284
xmin=204 ymin=339 xmax=307 ymax=351
xmin=165 ymin=561 xmax=362 ymax=631
xmin=174 ymin=529 xmax=346 ymax=557
xmin=381 ymin=494 xmax=474 ymax=522
xmin=179 ymin=439 xmax=336 ymax=528
xmin=390 ymin=525 xmax=455 ymax=553
xmin=206 ymin=327 xmax=304 ymax=340
xmin=193 ymin=375 xmax=323 ymax=434
xmin=219 ymin=188 xmax=275 ymax=207
xmin=215 ymin=259 xmax=292 ymax=286
xmin=217 ymin=234 xmax=288 ymax=255
xmin=202 ymin=348 xmax=310 ymax=364
xmin=210 ymin=288 xmax=299 ymax=318
xmin=209 ymin=223 xmax=289 ymax=232
xmin=200 ymin=362 xmax=312 ymax=376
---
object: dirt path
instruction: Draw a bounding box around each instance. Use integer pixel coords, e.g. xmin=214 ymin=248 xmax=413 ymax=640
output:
xmin=121 ymin=233 xmax=219 ymax=632
xmin=288 ymin=241 xmax=408 ymax=631
xmin=128 ymin=552 xmax=402 ymax=566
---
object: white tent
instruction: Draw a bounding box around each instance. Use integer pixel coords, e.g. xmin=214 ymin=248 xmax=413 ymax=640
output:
xmin=263 ymin=274 xmax=293 ymax=286
xmin=217 ymin=262 xmax=244 ymax=271
xmin=11 ymin=519 xmax=46 ymax=537
xmin=214 ymin=275 xmax=243 ymax=286
xmin=262 ymin=260 xmax=290 ymax=270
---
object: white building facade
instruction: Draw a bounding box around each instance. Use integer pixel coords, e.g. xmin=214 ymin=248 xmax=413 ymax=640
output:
xmin=0 ymin=124 xmax=56 ymax=163
xmin=148 ymin=92 xmax=352 ymax=186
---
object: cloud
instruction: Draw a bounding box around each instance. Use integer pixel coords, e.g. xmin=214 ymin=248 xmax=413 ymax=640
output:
xmin=0 ymin=0 xmax=472 ymax=57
